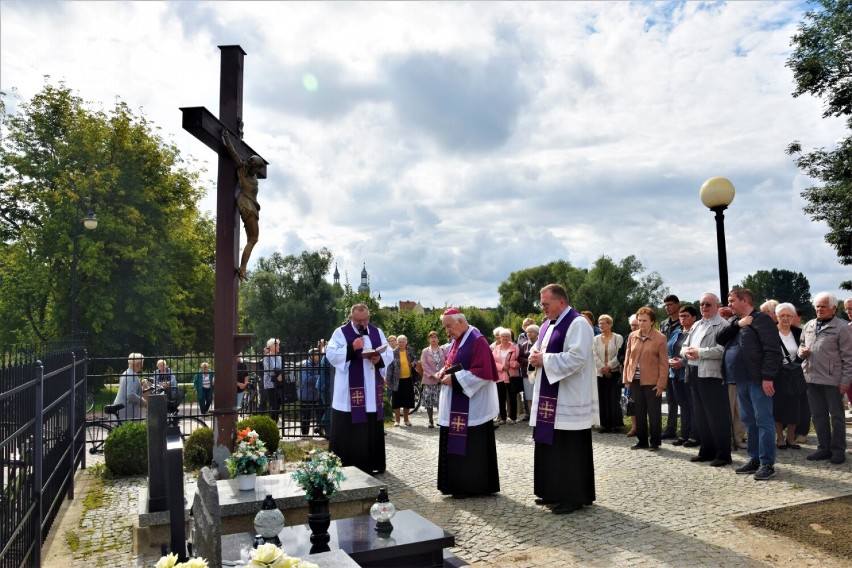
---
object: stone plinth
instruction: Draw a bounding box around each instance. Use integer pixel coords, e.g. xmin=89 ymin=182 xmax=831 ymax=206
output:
xmin=137 ymin=467 xmax=383 ymax=546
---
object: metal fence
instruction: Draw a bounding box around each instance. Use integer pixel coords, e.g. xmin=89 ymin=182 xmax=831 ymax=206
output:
xmin=86 ymin=344 xmax=334 ymax=443
xmin=0 ymin=343 xmax=87 ymax=568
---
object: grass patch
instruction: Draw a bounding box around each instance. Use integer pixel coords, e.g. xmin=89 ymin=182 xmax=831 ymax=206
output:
xmin=280 ymin=439 xmax=328 ymax=462
xmin=82 ymin=476 xmax=105 ymax=512
xmin=65 ymin=530 xmax=80 ymax=552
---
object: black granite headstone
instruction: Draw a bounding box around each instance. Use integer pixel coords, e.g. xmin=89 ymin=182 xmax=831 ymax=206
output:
xmin=147 ymin=394 xmax=168 ymax=512
xmin=165 ymin=435 xmax=187 ymax=560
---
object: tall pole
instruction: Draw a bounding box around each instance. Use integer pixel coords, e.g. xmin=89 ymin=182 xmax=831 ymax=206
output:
xmin=71 ymin=204 xmax=81 ymax=340
xmin=712 ymin=205 xmax=729 ymax=302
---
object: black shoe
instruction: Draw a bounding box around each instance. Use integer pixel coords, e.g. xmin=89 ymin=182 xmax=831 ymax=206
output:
xmin=551 ymin=503 xmax=582 ymax=515
xmin=648 ymin=445 xmax=660 ymax=451
xmin=661 ymin=432 xmax=676 ymax=440
xmin=451 ymin=493 xmax=471 ymax=500
xmin=735 ymin=459 xmax=760 ymax=474
xmin=690 ymin=456 xmax=711 ymax=463
xmin=682 ymin=439 xmax=700 ymax=448
xmin=535 ymin=498 xmax=557 ymax=506
xmin=672 ymin=438 xmax=687 ymax=446
xmin=710 ymin=458 xmax=732 ymax=467
xmin=630 ymin=443 xmax=649 ymax=450
xmin=807 ymin=450 xmax=832 ymax=461
xmin=830 ymin=454 xmax=846 ymax=465
xmin=753 ymin=464 xmax=776 ymax=481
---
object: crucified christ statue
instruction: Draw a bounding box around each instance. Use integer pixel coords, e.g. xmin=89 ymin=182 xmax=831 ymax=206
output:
xmin=222 ymin=127 xmax=262 ymax=281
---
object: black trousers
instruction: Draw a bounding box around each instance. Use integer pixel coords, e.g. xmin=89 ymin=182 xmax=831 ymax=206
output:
xmin=597 ymin=374 xmax=623 ymax=431
xmin=633 ymin=380 xmax=662 ymax=447
xmin=496 ymin=382 xmax=517 ymax=420
xmin=690 ymin=370 xmax=732 ymax=461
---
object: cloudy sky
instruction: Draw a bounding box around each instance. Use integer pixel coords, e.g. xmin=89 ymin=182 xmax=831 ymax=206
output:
xmin=2 ymin=1 xmax=848 ymax=308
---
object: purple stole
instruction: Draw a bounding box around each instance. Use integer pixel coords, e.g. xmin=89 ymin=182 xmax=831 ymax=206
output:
xmin=340 ymin=323 xmax=385 ymax=424
xmin=534 ymin=309 xmax=581 ymax=445
xmin=446 ymin=328 xmax=484 ymax=456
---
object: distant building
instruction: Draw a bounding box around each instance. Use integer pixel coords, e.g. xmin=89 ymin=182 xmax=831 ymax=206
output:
xmin=357 ymin=263 xmax=370 ymax=295
xmin=399 ymin=301 xmax=425 ymax=315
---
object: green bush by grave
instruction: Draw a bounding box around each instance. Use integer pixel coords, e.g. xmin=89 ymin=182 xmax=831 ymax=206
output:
xmin=183 ymin=427 xmax=214 ymax=470
xmin=104 ymin=421 xmax=148 ymax=476
xmin=236 ymin=414 xmax=280 ymax=452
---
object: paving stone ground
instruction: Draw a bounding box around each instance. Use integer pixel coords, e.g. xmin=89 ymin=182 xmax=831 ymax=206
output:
xmin=43 ymin=408 xmax=852 ymax=567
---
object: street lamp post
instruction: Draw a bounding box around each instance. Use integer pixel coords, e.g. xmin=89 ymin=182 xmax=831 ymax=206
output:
xmin=71 ymin=201 xmax=98 ymax=340
xmin=699 ymin=177 xmax=735 ymax=302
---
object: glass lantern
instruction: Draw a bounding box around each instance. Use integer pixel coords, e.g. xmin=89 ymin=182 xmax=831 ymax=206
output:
xmin=369 ymin=487 xmax=396 ymax=534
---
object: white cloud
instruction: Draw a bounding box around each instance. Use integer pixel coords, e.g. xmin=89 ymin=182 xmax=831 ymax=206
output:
xmin=2 ymin=0 xmax=847 ymax=311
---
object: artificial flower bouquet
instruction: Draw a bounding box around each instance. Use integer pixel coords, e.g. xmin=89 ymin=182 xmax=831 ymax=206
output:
xmin=155 ymin=543 xmax=319 ymax=568
xmin=291 ymin=449 xmax=346 ymax=499
xmin=226 ymin=428 xmax=269 ymax=478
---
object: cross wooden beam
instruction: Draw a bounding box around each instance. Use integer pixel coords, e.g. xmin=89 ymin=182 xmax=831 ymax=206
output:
xmin=180 ymin=45 xmax=266 ymax=464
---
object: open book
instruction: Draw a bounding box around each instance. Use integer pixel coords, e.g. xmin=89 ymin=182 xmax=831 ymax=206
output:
xmin=361 ymin=344 xmax=389 ymax=359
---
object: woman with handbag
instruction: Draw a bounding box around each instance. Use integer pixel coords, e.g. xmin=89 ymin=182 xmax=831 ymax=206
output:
xmin=387 ymin=335 xmax=419 ymax=427
xmin=774 ymin=303 xmax=804 ymax=449
xmin=420 ymin=331 xmax=446 ymax=428
xmin=593 ymin=315 xmax=624 ymax=433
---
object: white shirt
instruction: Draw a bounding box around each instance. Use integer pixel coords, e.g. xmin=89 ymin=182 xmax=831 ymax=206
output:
xmin=326 ymin=322 xmax=394 ymax=413
xmin=437 ymin=326 xmax=499 ymax=427
xmin=529 ymin=307 xmax=599 ymax=430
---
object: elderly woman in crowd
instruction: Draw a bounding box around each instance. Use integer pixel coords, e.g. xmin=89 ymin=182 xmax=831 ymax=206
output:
xmin=624 ymin=315 xmax=640 ymax=436
xmin=517 ymin=323 xmax=539 ymax=421
xmin=492 ymin=327 xmax=520 ymax=425
xmin=387 ymin=335 xmax=419 ymax=427
xmin=154 ymin=358 xmax=178 ymax=400
xmin=774 ymin=302 xmax=803 ymax=449
xmin=387 ymin=335 xmax=398 ymax=351
xmin=623 ymin=307 xmax=668 ymax=450
xmin=594 ymin=314 xmax=624 ymax=433
xmin=114 ymin=352 xmax=147 ymax=420
xmin=420 ymin=330 xmax=446 ymax=429
xmin=681 ymin=293 xmax=731 ymax=466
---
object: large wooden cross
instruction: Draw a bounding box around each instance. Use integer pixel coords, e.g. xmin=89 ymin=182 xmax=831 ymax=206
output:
xmin=180 ymin=45 xmax=266 ymax=461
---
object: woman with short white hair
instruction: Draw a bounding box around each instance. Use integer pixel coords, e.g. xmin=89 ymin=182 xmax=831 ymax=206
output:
xmin=774 ymin=302 xmax=803 ymax=449
xmin=113 ymin=353 xmax=146 ymax=420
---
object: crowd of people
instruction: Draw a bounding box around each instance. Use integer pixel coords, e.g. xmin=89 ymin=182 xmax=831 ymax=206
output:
xmin=319 ymin=288 xmax=851 ymax=517
xmin=112 ymin=289 xmax=851 ymax=509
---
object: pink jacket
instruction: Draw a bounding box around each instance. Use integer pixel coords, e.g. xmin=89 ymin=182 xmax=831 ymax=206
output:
xmin=492 ymin=343 xmax=520 ymax=383
xmin=420 ymin=346 xmax=447 ymax=386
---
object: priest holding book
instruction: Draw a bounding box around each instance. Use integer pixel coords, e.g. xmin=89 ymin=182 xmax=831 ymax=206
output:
xmin=436 ymin=308 xmax=501 ymax=499
xmin=528 ymin=283 xmax=598 ymax=514
xmin=327 ymin=303 xmax=394 ymax=474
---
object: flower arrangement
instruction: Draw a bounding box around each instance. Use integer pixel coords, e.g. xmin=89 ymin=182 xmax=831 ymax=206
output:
xmin=155 ymin=553 xmax=208 ymax=568
xmin=226 ymin=428 xmax=269 ymax=478
xmin=246 ymin=543 xmax=318 ymax=568
xmin=291 ymin=449 xmax=346 ymax=499
xmin=155 ymin=544 xmax=318 ymax=568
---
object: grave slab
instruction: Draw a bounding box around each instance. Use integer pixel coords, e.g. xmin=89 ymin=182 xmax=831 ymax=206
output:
xmin=137 ymin=466 xmax=383 ymax=545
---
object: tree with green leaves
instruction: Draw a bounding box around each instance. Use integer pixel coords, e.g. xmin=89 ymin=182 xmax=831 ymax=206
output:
xmin=739 ymin=269 xmax=815 ymax=319
xmin=240 ymin=249 xmax=338 ymax=344
xmin=0 ymin=82 xmax=215 ymax=354
xmin=497 ymin=260 xmax=586 ymax=316
xmin=497 ymin=255 xmax=664 ymax=336
xmin=786 ymin=0 xmax=852 ymax=290
xmin=573 ymin=255 xmax=665 ymax=336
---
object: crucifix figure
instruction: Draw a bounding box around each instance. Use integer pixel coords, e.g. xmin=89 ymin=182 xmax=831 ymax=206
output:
xmin=222 ymin=128 xmax=261 ymax=281
xmin=180 ymin=45 xmax=266 ymax=463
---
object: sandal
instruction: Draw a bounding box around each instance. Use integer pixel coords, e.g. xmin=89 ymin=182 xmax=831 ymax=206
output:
xmin=428 ymin=423 xmax=435 ymax=429
xmin=405 ymin=422 xmax=412 ymax=427
xmin=394 ymin=422 xmax=400 ymax=427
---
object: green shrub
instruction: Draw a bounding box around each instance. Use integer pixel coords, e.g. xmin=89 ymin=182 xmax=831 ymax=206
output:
xmin=383 ymin=391 xmax=393 ymax=424
xmin=236 ymin=415 xmax=280 ymax=452
xmin=104 ymin=421 xmax=148 ymax=476
xmin=183 ymin=427 xmax=214 ymax=470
